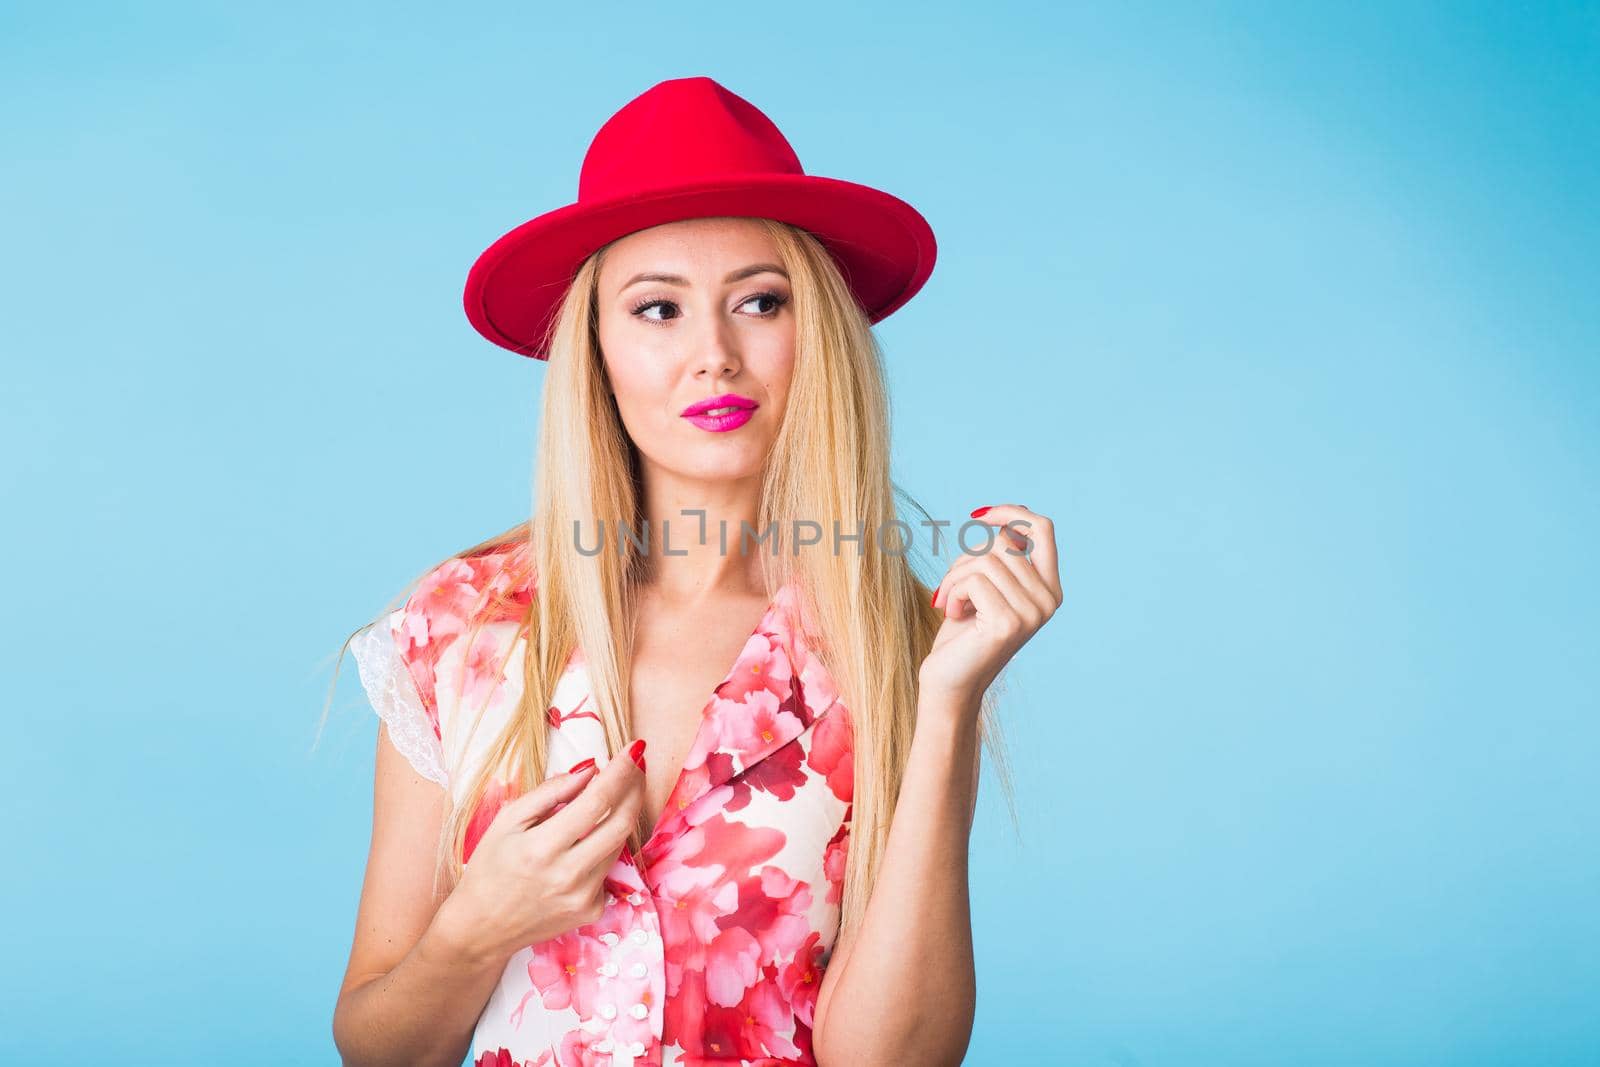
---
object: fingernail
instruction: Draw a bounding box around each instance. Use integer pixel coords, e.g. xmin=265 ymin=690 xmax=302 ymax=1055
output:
xmin=931 ymin=588 xmax=940 ymax=607
xmin=970 ymin=506 xmax=992 ymax=518
xmin=627 ymin=738 xmax=647 ymax=772
xmin=567 ymin=757 xmax=596 ymax=774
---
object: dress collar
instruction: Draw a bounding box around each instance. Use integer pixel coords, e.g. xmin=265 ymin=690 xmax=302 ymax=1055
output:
xmin=541 ymin=577 xmax=836 ymax=865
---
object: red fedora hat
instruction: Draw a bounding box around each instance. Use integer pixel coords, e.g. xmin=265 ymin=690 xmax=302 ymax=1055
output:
xmin=462 ymin=76 xmax=938 ymax=360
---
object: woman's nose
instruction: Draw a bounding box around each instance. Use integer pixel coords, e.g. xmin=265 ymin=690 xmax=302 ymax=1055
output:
xmin=691 ymin=325 xmax=741 ymax=377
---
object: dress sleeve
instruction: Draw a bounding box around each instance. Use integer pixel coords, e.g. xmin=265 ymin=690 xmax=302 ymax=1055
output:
xmin=350 ymin=608 xmax=449 ymax=789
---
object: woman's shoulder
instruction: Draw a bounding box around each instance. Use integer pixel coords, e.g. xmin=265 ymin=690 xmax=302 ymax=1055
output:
xmin=390 ymin=538 xmax=536 ymax=714
xmin=401 ymin=539 xmax=534 ymax=628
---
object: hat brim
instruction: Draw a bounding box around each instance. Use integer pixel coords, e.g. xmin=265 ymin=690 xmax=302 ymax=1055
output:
xmin=462 ymin=173 xmax=937 ymax=359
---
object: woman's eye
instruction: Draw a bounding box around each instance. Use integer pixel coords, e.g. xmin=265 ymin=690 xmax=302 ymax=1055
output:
xmin=633 ymin=300 xmax=678 ymax=323
xmin=738 ymin=292 xmax=783 ymax=315
xmin=630 ymin=292 xmax=787 ymax=324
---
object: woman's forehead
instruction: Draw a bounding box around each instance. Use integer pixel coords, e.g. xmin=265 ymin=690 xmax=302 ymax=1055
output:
xmin=599 ymin=218 xmax=781 ymax=282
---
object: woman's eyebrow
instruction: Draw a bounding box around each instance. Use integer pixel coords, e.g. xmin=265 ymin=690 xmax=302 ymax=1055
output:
xmin=618 ymin=262 xmax=789 ymax=294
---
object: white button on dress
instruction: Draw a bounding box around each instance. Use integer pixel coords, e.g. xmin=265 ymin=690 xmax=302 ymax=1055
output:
xmin=629 ymin=1002 xmax=648 ymax=1020
xmin=598 ymin=1002 xmax=617 ymax=1020
xmin=629 ymin=961 xmax=648 ymax=978
xmin=630 ymin=928 xmax=649 ymax=945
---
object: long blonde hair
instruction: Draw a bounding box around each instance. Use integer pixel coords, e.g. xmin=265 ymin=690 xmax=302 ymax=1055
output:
xmin=328 ymin=217 xmax=1017 ymax=939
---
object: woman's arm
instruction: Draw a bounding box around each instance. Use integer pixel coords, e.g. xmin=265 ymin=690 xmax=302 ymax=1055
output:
xmin=810 ymin=687 xmax=983 ymax=1067
xmin=813 ymin=504 xmax=1061 ymax=1065
xmin=330 ymin=723 xmax=507 ymax=1067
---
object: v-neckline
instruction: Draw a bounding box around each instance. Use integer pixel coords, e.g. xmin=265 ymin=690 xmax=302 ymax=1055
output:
xmin=632 ymin=581 xmax=790 ymax=846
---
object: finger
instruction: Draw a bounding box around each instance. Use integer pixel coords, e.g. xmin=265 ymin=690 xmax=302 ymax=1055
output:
xmin=978 ymin=531 xmax=1055 ymax=622
xmin=952 ymin=570 xmax=1023 ymax=641
xmin=969 ymin=551 xmax=1038 ymax=626
xmin=996 ymin=519 xmax=1034 ymax=557
xmin=973 ymin=505 xmax=1062 ymax=607
xmin=943 ymin=566 xmax=991 ymax=620
xmin=971 ymin=508 xmax=1034 ymax=558
xmin=485 ymin=764 xmax=597 ymax=839
xmin=932 ymin=552 xmax=975 ymax=613
xmin=569 ymin=773 xmax=647 ymax=879
xmin=541 ymin=742 xmax=646 ymax=843
xmin=933 ymin=521 xmax=1010 ymax=612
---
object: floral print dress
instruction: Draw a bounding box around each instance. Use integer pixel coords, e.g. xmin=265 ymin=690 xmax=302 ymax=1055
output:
xmin=350 ymin=543 xmax=855 ymax=1067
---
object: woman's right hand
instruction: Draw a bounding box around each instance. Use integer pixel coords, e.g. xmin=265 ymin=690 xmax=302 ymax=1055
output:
xmin=437 ymin=740 xmax=647 ymax=964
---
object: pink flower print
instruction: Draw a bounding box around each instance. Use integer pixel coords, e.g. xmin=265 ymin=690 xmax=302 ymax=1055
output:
xmin=461 ymin=549 xmax=533 ymax=615
xmin=459 ymin=627 xmax=510 ymax=710
xmin=741 ymin=963 xmax=808 ymax=1059
xmin=664 ymin=963 xmax=713 ymax=1054
xmin=793 ymin=643 xmax=840 ymax=724
xmin=724 ymin=740 xmax=807 ymax=811
xmin=718 ymin=630 xmax=793 ymax=705
xmin=704 ymin=687 xmax=801 ymax=767
xmin=670 ymin=758 xmax=717 ymax=815
xmin=823 ymin=818 xmax=849 ymax=906
xmin=777 ymin=931 xmax=825 ymax=1028
xmin=464 ymin=778 xmax=515 ymax=864
xmin=403 ymin=557 xmax=483 ymax=648
xmin=806 ymin=707 xmax=854 ymax=804
xmin=547 ymin=692 xmax=600 ymax=729
xmin=473 ymin=1048 xmax=551 ymax=1067
xmin=556 ymin=1028 xmax=611 ymax=1067
xmin=704 ymin=924 xmax=763 ymax=1006
xmin=472 ymin=550 xmax=534 ymax=621
xmin=682 ymin=781 xmax=734 ymax=828
xmin=523 ymin=932 xmax=610 ymax=1014
xmin=652 ymin=815 xmax=786 ymax=912
xmin=696 ymin=995 xmax=769 ymax=1062
xmin=719 ymin=867 xmax=813 ymax=964
xmin=656 ymin=866 xmax=740 ymax=954
xmin=666 ymin=951 xmax=802 ymax=1061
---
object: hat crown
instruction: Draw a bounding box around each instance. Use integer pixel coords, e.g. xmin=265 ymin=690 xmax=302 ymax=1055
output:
xmin=579 ymin=77 xmax=805 ymax=203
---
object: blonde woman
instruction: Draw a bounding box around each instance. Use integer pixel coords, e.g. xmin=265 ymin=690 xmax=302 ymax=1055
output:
xmin=332 ymin=77 xmax=1061 ymax=1067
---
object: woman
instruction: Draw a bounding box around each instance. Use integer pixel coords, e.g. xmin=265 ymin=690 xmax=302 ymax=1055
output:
xmin=331 ymin=77 xmax=1061 ymax=1067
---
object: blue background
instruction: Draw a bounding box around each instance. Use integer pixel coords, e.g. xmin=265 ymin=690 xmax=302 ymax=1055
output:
xmin=3 ymin=2 xmax=1596 ymax=1064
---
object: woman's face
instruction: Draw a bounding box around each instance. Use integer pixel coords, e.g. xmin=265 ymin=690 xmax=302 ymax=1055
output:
xmin=595 ymin=217 xmax=796 ymax=487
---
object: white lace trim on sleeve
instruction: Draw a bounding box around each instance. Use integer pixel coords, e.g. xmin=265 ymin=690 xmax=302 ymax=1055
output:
xmin=351 ymin=611 xmax=448 ymax=789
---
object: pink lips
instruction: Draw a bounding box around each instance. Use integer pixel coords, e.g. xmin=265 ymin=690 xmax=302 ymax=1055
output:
xmin=681 ymin=393 xmax=759 ymax=432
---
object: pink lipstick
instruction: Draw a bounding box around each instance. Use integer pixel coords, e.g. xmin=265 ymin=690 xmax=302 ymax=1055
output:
xmin=681 ymin=392 xmax=759 ymax=432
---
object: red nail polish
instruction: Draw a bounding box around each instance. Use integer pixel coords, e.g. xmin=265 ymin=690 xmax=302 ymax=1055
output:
xmin=567 ymin=757 xmax=596 ymax=774
xmin=970 ymin=506 xmax=991 ymax=518
xmin=931 ymin=588 xmax=940 ymax=607
xmin=628 ymin=738 xmax=647 ymax=771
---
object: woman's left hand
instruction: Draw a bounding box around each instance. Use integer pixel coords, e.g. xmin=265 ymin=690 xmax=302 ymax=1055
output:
xmin=919 ymin=504 xmax=1063 ymax=713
